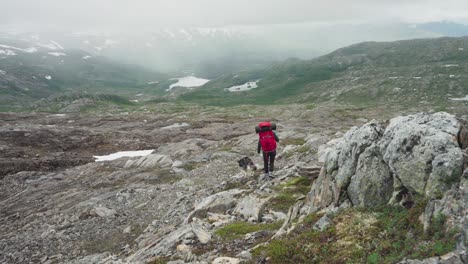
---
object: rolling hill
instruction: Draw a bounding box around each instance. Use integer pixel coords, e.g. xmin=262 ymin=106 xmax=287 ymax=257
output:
xmin=0 ymin=38 xmax=166 ymax=111
xmin=180 ymin=36 xmax=468 ymax=110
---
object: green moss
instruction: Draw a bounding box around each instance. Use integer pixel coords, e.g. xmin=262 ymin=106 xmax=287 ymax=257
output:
xmin=284 ymin=176 xmax=312 ymax=187
xmin=297 ymin=145 xmax=311 ymax=153
xmin=148 ymin=257 xmax=170 ymax=264
xmin=182 ymin=161 xmax=204 ymax=171
xmin=269 ymin=193 xmax=298 ymax=213
xmin=253 ymin=204 xmax=459 ymax=264
xmin=215 ymin=221 xmax=282 ymax=241
xmin=282 ymin=138 xmax=306 ymax=146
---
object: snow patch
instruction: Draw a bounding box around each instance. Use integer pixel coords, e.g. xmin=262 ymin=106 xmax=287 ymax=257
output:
xmin=450 ymin=75 xmax=455 ymax=78
xmin=130 ymin=100 xmax=139 ymax=103
xmin=45 ymin=75 xmax=52 ymax=80
xmin=50 ymin=41 xmax=64 ymax=50
xmin=48 ymin=52 xmax=66 ymax=57
xmin=147 ymin=81 xmax=159 ymax=85
xmin=388 ymin=76 xmax=399 ymax=79
xmin=94 ymin=150 xmax=154 ymax=162
xmin=450 ymin=95 xmax=468 ymax=101
xmin=164 ymin=29 xmax=176 ymax=38
xmin=179 ymin=29 xmax=193 ymax=41
xmin=0 ymin=45 xmax=37 ymax=53
xmin=444 ymin=64 xmax=459 ymax=67
xmin=167 ymin=76 xmax=210 ymax=91
xmin=161 ymin=123 xmax=190 ymax=130
xmin=0 ymin=70 xmax=6 ymax=74
xmin=459 ymin=48 xmax=464 ymax=51
xmin=0 ymin=49 xmax=16 ymax=56
xmin=412 ymin=77 xmax=422 ymax=79
xmin=82 ymin=55 xmax=92 ymax=60
xmin=49 ymin=114 xmax=66 ymax=117
xmin=226 ymin=80 xmax=259 ymax=92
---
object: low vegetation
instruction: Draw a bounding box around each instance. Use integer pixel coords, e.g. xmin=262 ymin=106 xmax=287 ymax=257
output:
xmin=253 ymin=200 xmax=458 ymax=263
xmin=215 ymin=221 xmax=283 ymax=241
xmin=269 ymin=177 xmax=312 ymax=212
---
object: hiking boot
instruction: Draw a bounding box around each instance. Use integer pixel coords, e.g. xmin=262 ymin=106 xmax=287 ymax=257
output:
xmin=268 ymin=171 xmax=274 ymax=178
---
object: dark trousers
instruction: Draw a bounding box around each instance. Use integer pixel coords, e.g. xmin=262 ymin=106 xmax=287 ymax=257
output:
xmin=262 ymin=151 xmax=276 ymax=173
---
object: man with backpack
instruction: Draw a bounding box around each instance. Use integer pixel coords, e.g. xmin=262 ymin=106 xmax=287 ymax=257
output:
xmin=256 ymin=122 xmax=279 ymax=178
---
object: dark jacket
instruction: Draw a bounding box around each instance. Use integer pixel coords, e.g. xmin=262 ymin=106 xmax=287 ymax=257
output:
xmin=258 ymin=131 xmax=279 ymax=153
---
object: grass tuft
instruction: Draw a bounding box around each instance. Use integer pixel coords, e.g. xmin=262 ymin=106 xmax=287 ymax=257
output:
xmin=215 ymin=221 xmax=282 ymax=241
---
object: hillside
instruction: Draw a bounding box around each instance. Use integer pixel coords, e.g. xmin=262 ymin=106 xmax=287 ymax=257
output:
xmin=0 ymin=106 xmax=466 ymax=263
xmin=181 ymin=37 xmax=468 ymax=111
xmin=0 ymin=38 xmax=166 ymax=111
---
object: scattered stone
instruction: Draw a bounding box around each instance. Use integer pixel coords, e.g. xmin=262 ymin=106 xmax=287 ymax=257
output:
xmin=185 ymin=189 xmax=245 ymax=223
xmin=313 ymin=215 xmax=332 ymax=231
xmin=191 ymin=222 xmax=212 ymax=244
xmin=233 ymin=194 xmax=271 ymax=222
xmin=212 ymin=257 xmax=241 ymax=264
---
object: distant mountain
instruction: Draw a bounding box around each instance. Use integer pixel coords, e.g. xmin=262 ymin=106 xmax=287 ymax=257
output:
xmin=416 ymin=21 xmax=468 ymax=37
xmin=181 ymin=36 xmax=468 ymax=110
xmin=0 ymin=22 xmax=445 ymax=78
xmin=0 ymin=38 xmax=166 ymax=111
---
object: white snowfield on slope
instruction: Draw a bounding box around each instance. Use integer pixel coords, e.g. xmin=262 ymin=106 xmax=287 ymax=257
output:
xmin=94 ymin=150 xmax=155 ymax=162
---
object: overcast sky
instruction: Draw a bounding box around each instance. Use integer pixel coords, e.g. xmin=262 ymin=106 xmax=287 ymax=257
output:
xmin=1 ymin=0 xmax=468 ymax=31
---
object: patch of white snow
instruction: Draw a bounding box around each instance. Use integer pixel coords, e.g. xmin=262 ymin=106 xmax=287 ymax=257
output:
xmin=82 ymin=55 xmax=92 ymax=60
xmin=50 ymin=41 xmax=64 ymax=50
xmin=0 ymin=49 xmax=16 ymax=56
xmin=45 ymin=75 xmax=52 ymax=80
xmin=161 ymin=123 xmax=190 ymax=130
xmin=0 ymin=45 xmax=36 ymax=53
xmin=444 ymin=64 xmax=459 ymax=67
xmin=147 ymin=81 xmax=159 ymax=85
xmin=48 ymin=52 xmax=66 ymax=57
xmin=449 ymin=75 xmax=455 ymax=78
xmin=94 ymin=150 xmax=154 ymax=162
xmin=450 ymin=95 xmax=468 ymax=101
xmin=0 ymin=70 xmax=6 ymax=74
xmin=226 ymin=80 xmax=260 ymax=92
xmin=167 ymin=76 xmax=210 ymax=91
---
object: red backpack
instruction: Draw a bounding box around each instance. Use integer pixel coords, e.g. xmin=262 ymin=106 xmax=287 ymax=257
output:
xmin=258 ymin=122 xmax=276 ymax=152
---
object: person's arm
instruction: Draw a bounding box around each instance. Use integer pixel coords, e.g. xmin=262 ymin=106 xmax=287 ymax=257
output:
xmin=258 ymin=140 xmax=261 ymax=153
xmin=274 ymin=131 xmax=279 ymax=142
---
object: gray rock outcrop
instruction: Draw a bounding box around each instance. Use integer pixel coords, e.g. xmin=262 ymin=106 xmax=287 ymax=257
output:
xmin=307 ymin=112 xmax=466 ymax=212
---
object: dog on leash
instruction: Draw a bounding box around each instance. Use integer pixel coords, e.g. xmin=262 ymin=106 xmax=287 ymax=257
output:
xmin=238 ymin=157 xmax=258 ymax=177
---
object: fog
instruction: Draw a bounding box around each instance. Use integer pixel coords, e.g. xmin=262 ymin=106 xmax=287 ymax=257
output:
xmin=1 ymin=0 xmax=468 ymax=75
xmin=2 ymin=0 xmax=468 ymax=31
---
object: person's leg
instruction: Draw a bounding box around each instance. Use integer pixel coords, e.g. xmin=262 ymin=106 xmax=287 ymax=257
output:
xmin=269 ymin=151 xmax=276 ymax=173
xmin=262 ymin=151 xmax=269 ymax=174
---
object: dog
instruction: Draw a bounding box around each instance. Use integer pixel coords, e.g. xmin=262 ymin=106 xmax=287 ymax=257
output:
xmin=238 ymin=157 xmax=258 ymax=178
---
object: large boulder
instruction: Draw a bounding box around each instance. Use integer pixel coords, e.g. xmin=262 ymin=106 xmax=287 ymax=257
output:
xmin=185 ymin=189 xmax=245 ymax=223
xmin=347 ymin=145 xmax=393 ymax=207
xmin=380 ymin=113 xmax=463 ymax=197
xmin=307 ymin=112 xmax=465 ymax=212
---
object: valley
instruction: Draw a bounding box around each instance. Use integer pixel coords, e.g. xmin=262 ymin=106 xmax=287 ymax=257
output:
xmin=0 ymin=29 xmax=467 ymax=264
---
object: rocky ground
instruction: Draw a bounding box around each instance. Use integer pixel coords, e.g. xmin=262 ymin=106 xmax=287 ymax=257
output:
xmin=0 ymin=103 xmax=466 ymax=264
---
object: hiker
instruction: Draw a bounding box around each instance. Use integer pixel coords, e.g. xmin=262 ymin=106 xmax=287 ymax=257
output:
xmin=256 ymin=122 xmax=279 ymax=178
